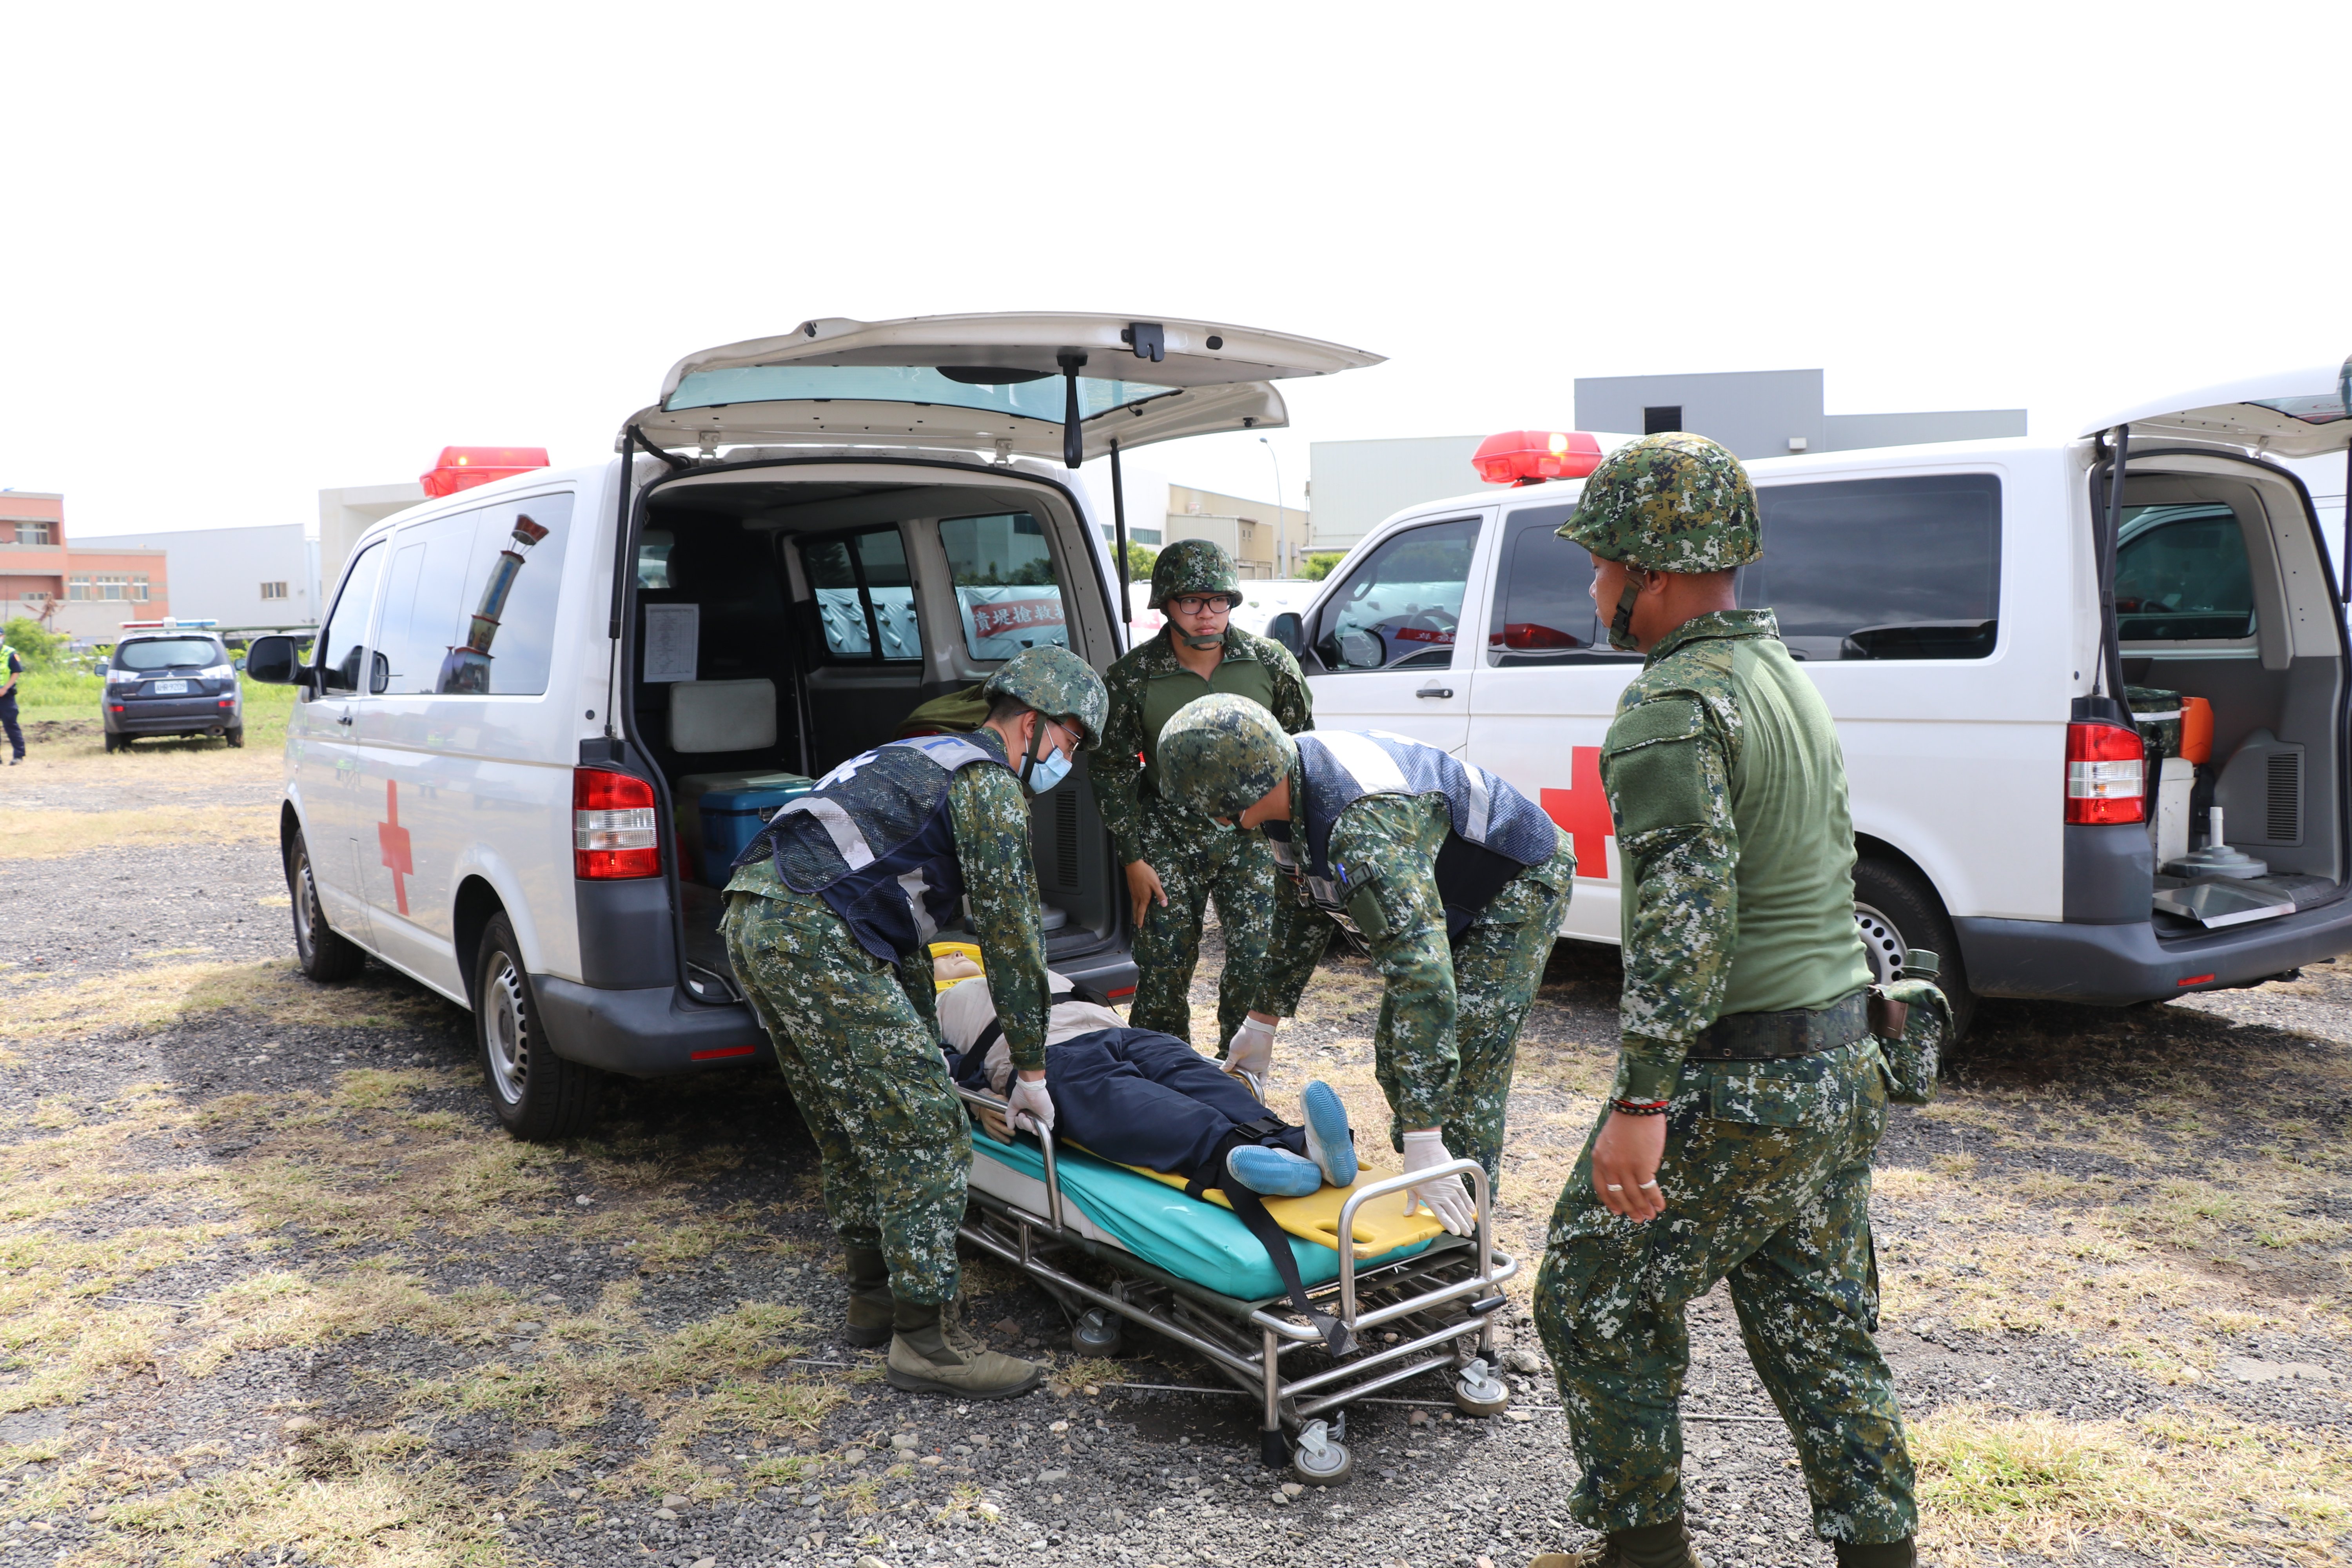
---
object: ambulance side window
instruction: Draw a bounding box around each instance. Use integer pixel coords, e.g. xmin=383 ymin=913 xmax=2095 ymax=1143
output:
xmin=1485 ymin=504 xmax=1635 ymax=666
xmin=801 ymin=527 xmax=923 ymax=662
xmin=445 ymin=495 xmax=572 ymax=695
xmin=941 ymin=512 xmax=1070 ymax=660
xmin=1742 ymin=474 xmax=2002 ymax=661
xmin=2114 ymin=504 xmax=2254 ymax=642
xmin=1311 ymin=516 xmax=1478 ymax=672
xmin=316 ymin=541 xmax=387 ymax=694
xmin=371 ymin=512 xmax=479 ymax=695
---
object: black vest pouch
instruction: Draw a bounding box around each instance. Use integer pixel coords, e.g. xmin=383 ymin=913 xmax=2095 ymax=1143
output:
xmin=1434 ymin=833 xmax=1527 ymax=944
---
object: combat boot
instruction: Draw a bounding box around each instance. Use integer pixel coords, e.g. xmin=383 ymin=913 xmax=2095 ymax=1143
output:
xmin=1833 ymin=1541 xmax=1915 ymax=1568
xmin=884 ymin=1297 xmax=1043 ymax=1400
xmin=842 ymin=1247 xmax=893 ymax=1348
xmin=1531 ymin=1515 xmax=1705 ymax=1568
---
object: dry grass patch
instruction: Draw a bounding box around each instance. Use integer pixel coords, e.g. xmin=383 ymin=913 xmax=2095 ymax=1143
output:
xmin=1 ymin=958 xmax=460 ymax=1042
xmin=0 ymin=804 xmax=272 ymax=858
xmin=1916 ymin=1401 xmax=2352 ymax=1565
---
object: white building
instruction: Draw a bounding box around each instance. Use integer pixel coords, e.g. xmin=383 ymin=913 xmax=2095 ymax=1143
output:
xmin=72 ymin=521 xmax=317 ymax=632
xmin=319 ymin=481 xmax=428 ymax=601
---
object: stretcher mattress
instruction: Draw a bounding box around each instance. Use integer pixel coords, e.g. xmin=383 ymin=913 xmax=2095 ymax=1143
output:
xmin=969 ymin=1133 xmax=1439 ymax=1303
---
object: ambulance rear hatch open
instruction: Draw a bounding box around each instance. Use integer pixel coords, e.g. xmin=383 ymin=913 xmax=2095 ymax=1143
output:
xmin=2081 ymin=358 xmax=2352 ymax=934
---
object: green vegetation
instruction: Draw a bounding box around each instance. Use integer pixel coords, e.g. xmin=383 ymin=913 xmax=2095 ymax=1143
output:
xmin=0 ymin=617 xmax=70 ymax=670
xmin=1298 ymin=551 xmax=1347 ymax=581
xmin=1123 ymin=541 xmax=1158 ymax=580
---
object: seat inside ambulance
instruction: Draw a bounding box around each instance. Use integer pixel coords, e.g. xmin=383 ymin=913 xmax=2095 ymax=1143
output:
xmin=2114 ymin=466 xmax=2347 ymax=926
xmin=627 ymin=475 xmax=1118 ymax=1002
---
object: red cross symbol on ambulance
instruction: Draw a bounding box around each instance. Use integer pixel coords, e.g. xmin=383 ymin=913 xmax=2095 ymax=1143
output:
xmin=1540 ymin=745 xmax=1613 ymax=881
xmin=377 ymin=780 xmax=414 ymax=915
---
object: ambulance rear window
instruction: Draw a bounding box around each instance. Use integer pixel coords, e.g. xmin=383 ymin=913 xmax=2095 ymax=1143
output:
xmin=2114 ymin=504 xmax=2254 ymax=643
xmin=1742 ymin=474 xmax=2003 ymax=661
xmin=116 ymin=638 xmax=220 ymax=670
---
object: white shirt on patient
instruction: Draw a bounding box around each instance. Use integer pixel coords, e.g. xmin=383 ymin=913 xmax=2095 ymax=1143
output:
xmin=936 ymin=970 xmax=1127 ymax=1095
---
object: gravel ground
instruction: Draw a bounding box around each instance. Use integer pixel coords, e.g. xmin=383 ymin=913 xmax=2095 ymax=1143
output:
xmin=2 ymin=758 xmax=2348 ymax=1568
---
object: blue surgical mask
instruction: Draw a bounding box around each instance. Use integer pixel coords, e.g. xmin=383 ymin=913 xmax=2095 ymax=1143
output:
xmin=1026 ymin=747 xmax=1074 ymax=795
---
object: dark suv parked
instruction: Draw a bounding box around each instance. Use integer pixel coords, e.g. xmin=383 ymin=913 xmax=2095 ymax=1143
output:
xmin=100 ymin=633 xmax=244 ymax=750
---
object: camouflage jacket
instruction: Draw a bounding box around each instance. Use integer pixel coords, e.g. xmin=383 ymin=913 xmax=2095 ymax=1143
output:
xmin=1601 ymin=608 xmax=1869 ymax=1103
xmin=1094 ymin=624 xmax=1313 ymax=866
xmin=731 ymin=727 xmax=1054 ymax=1071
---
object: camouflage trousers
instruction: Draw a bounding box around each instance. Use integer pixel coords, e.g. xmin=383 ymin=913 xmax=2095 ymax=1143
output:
xmin=1376 ymin=846 xmax=1574 ymax=1195
xmin=1533 ymin=1036 xmax=1915 ymax=1543
xmin=1128 ymin=809 xmax=1276 ymax=1050
xmin=721 ymin=885 xmax=970 ymax=1305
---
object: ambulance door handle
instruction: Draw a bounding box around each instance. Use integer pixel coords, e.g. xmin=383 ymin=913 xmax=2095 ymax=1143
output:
xmin=337 ymin=714 xmax=354 ymax=726
xmin=1416 ymin=685 xmax=1454 ymax=699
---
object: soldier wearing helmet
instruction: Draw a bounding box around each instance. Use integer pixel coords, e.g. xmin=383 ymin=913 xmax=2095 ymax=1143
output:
xmin=1155 ymin=693 xmax=1574 ymax=1236
xmin=719 ymin=645 xmax=1108 ymax=1403
xmin=1526 ymin=435 xmax=1919 ymax=1568
xmin=1093 ymin=540 xmax=1314 ymax=1053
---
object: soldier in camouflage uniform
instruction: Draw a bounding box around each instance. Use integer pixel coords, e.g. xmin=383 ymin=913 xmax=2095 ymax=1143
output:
xmin=1094 ymin=540 xmax=1314 ymax=1049
xmin=1526 ymin=435 xmax=1918 ymax=1568
xmin=1156 ymin=695 xmax=1573 ymax=1232
xmin=720 ymin=646 xmax=1109 ymax=1401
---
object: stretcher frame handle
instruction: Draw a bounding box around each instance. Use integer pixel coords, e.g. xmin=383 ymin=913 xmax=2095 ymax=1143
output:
xmin=1336 ymin=1157 xmax=1493 ymax=1326
xmin=956 ymin=1083 xmax=1063 ymax=1235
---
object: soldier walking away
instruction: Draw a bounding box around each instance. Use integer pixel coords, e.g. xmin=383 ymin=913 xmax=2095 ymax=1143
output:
xmin=1094 ymin=540 xmax=1314 ymax=1050
xmin=1526 ymin=435 xmax=1924 ymax=1568
xmin=0 ymin=639 xmax=24 ymax=764
xmin=719 ymin=645 xmax=1109 ymax=1400
xmin=1154 ymin=695 xmax=1573 ymax=1231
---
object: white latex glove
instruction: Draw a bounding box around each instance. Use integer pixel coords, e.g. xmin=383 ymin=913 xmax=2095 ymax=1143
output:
xmin=1224 ymin=1016 xmax=1277 ymax=1082
xmin=1399 ymin=1129 xmax=1477 ymax=1236
xmin=1005 ymin=1073 xmax=1056 ymax=1135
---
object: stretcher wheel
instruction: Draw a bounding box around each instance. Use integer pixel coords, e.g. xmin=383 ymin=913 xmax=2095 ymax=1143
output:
xmin=1453 ymin=1356 xmax=1511 ymax=1419
xmin=1071 ymin=1308 xmax=1123 ymax=1356
xmin=1290 ymin=1419 xmax=1353 ymax=1486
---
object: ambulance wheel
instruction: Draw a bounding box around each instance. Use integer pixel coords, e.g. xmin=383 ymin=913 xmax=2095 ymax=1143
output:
xmin=474 ymin=911 xmax=599 ymax=1141
xmin=225 ymin=726 xmax=244 ymax=748
xmin=1851 ymin=856 xmax=1975 ymax=1038
xmin=287 ymin=828 xmax=366 ymax=982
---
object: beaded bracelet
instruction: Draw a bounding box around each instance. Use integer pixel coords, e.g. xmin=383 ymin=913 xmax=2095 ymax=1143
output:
xmin=1610 ymin=1098 xmax=1670 ymax=1116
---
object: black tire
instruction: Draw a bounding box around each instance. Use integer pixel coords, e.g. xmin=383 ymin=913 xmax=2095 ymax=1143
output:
xmin=102 ymin=733 xmax=119 ymax=754
xmin=1852 ymin=856 xmax=1975 ymax=1039
xmin=287 ymin=828 xmax=366 ymax=982
xmin=225 ymin=726 xmax=244 ymax=748
xmin=473 ymin=911 xmax=599 ymax=1141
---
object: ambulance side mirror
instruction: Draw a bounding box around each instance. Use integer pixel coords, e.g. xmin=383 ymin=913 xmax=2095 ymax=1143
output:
xmin=243 ymin=635 xmax=301 ymax=686
xmin=1267 ymin=612 xmax=1304 ymax=658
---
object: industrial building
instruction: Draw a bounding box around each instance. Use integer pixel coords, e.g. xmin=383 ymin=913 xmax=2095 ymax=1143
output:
xmin=1308 ymin=368 xmax=2028 ymax=556
xmin=0 ymin=490 xmax=173 ymax=640
xmin=74 ymin=521 xmax=319 ymax=634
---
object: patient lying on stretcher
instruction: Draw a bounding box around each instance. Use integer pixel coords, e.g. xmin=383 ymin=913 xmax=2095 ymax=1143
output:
xmin=933 ymin=961 xmax=1357 ymax=1199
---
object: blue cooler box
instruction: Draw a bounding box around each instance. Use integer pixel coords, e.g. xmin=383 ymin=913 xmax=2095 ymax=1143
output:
xmin=701 ymin=784 xmax=813 ymax=887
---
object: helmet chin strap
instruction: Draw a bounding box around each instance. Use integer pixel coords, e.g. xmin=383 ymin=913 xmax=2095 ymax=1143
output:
xmin=1606 ymin=566 xmax=1647 ymax=653
xmin=1181 ymin=630 xmax=1226 ymax=651
xmin=1018 ymin=711 xmax=1047 ymax=786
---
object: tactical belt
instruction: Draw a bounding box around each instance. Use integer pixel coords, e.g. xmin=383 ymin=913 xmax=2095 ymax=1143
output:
xmin=1686 ymin=990 xmax=1867 ymax=1060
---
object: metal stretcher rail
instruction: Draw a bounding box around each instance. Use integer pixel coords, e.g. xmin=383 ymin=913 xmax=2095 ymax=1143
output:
xmin=953 ymin=1085 xmax=1520 ymax=1481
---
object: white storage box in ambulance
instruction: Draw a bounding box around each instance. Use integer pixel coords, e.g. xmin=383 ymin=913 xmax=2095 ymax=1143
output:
xmin=1268 ymin=361 xmax=2352 ymax=1032
xmin=251 ymin=312 xmax=1382 ymax=1138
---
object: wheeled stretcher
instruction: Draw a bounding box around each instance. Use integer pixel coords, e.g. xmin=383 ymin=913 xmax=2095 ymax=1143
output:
xmin=954 ymin=1085 xmax=1519 ymax=1485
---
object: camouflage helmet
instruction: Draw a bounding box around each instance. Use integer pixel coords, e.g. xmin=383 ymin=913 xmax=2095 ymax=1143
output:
xmin=1149 ymin=538 xmax=1243 ymax=609
xmin=1555 ymin=433 xmax=1762 ymax=573
xmin=982 ymin=645 xmax=1107 ymax=751
xmin=1155 ymin=693 xmax=1296 ymax=820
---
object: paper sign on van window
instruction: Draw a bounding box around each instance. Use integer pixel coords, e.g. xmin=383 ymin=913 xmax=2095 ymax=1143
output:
xmin=642 ymin=603 xmax=700 ymax=683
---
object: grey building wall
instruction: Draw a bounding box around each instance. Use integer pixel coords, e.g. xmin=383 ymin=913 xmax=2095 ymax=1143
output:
xmin=1575 ymin=369 xmax=1827 ymax=462
xmin=1306 ymin=434 xmax=1486 ymax=555
xmin=1821 ymin=409 xmax=2027 ymax=449
xmin=75 ymin=521 xmax=318 ymax=630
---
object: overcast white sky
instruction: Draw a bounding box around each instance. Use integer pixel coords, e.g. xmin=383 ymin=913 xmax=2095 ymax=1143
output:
xmin=5 ymin=1 xmax=2348 ymax=537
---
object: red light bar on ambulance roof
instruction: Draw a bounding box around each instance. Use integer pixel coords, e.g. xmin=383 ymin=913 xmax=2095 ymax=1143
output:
xmin=420 ymin=446 xmax=551 ymax=499
xmin=1472 ymin=430 xmax=1605 ymax=486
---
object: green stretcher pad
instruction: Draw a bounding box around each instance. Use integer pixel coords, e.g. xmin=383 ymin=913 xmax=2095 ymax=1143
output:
xmin=971 ymin=1133 xmax=1436 ymax=1303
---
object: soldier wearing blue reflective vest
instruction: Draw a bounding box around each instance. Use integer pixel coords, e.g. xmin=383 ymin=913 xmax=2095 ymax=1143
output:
xmin=720 ymin=645 xmax=1109 ymax=1401
xmin=1154 ymin=695 xmax=1575 ymax=1234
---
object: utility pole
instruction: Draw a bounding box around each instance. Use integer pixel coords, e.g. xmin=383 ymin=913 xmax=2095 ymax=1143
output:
xmin=1258 ymin=437 xmax=1287 ymax=578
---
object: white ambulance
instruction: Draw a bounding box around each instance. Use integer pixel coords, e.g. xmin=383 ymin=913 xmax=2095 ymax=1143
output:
xmin=1266 ymin=366 xmax=2352 ymax=1034
xmin=246 ymin=312 xmax=1382 ymax=1136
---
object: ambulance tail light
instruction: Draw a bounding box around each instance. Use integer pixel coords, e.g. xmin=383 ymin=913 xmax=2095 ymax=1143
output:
xmin=574 ymin=768 xmax=661 ymax=878
xmin=2065 ymin=722 xmax=2145 ymax=824
xmin=1473 ymin=430 xmax=1605 ymax=486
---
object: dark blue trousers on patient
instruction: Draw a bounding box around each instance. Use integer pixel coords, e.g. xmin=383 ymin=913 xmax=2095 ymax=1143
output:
xmin=952 ymin=1027 xmax=1303 ymax=1180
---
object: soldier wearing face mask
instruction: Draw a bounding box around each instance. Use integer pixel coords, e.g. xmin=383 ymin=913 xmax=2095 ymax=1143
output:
xmin=720 ymin=646 xmax=1108 ymax=1401
xmin=1093 ymin=540 xmax=1314 ymax=1056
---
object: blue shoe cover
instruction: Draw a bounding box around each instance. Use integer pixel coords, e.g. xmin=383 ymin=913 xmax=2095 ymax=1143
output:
xmin=1301 ymin=1080 xmax=1357 ymax=1188
xmin=1225 ymin=1143 xmax=1323 ymax=1198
